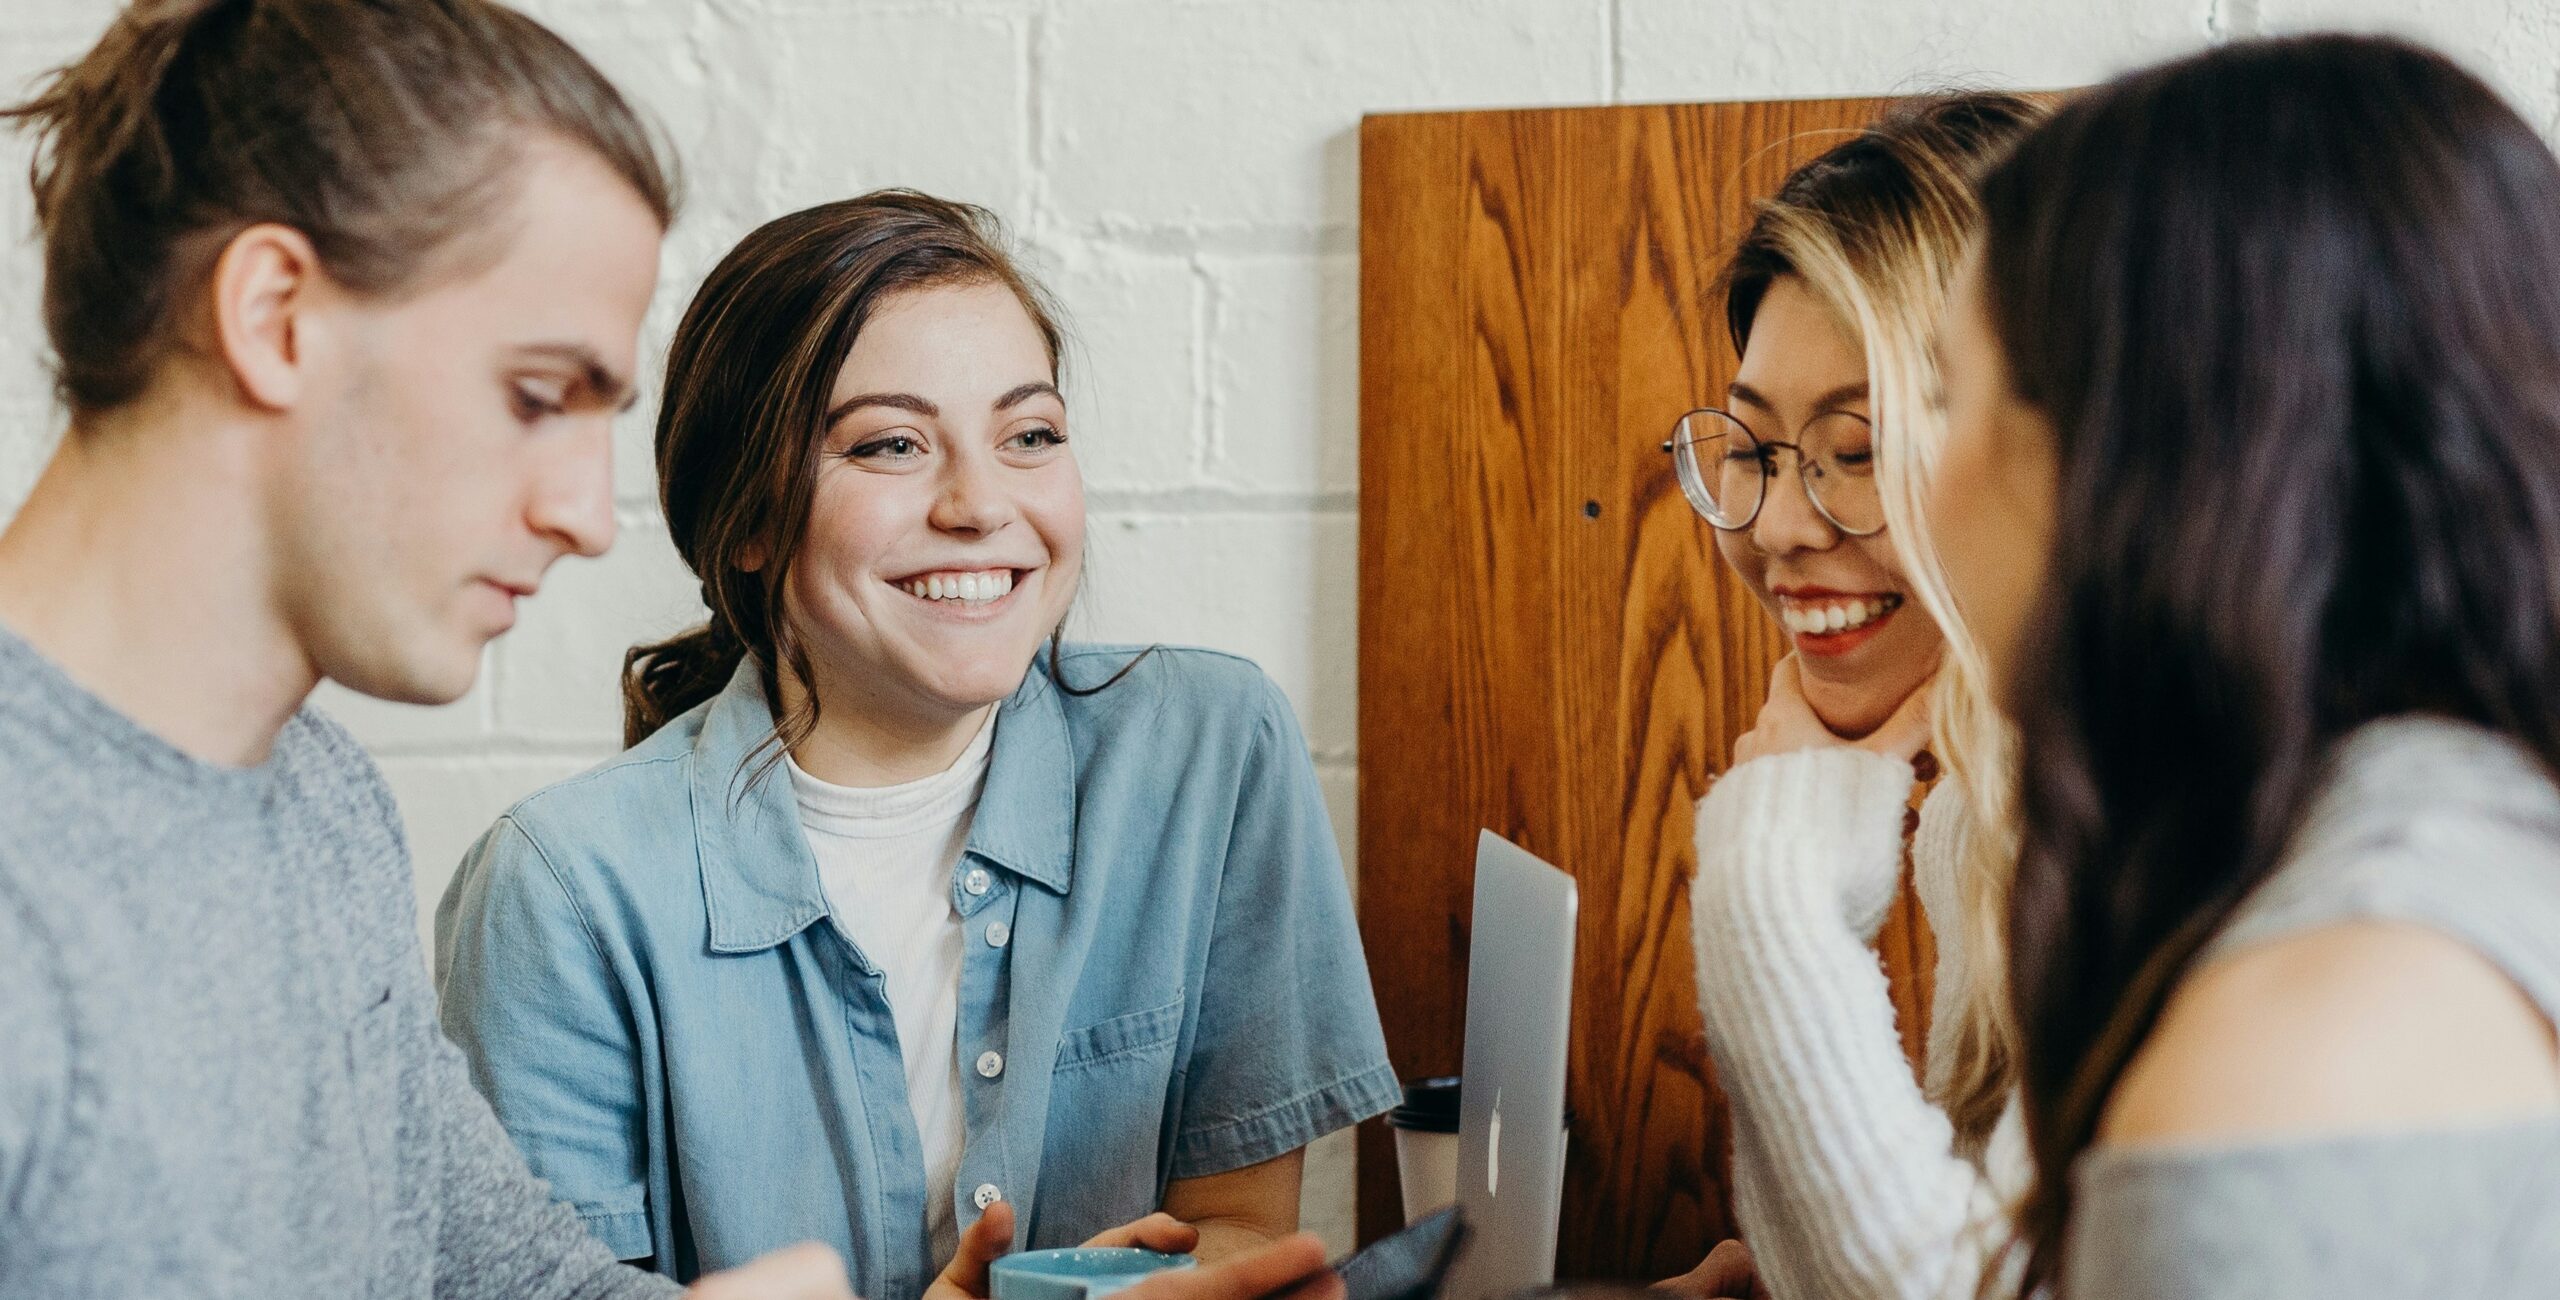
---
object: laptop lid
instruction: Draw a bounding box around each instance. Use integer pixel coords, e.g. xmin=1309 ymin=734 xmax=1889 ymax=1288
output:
xmin=1443 ymin=830 xmax=1578 ymax=1300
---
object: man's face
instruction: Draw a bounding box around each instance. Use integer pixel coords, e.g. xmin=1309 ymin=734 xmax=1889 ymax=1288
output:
xmin=270 ymin=137 xmax=663 ymax=705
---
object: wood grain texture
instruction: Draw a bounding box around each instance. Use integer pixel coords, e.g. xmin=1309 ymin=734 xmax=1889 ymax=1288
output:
xmin=1355 ymin=97 xmax=1928 ymax=1278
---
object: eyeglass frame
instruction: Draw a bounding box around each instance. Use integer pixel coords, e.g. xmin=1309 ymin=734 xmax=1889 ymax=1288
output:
xmin=1659 ymin=405 xmax=1886 ymax=538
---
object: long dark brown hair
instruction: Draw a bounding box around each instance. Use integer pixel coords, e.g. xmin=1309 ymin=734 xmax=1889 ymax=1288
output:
xmin=1977 ymin=35 xmax=2560 ymax=1292
xmin=5 ymin=0 xmax=673 ymax=417
xmin=624 ymin=190 xmax=1140 ymax=763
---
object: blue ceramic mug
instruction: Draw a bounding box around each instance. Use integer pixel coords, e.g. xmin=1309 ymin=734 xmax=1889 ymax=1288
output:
xmin=990 ymin=1247 xmax=1196 ymax=1300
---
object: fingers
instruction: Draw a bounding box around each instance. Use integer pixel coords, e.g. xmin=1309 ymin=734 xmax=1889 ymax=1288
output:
xmin=1122 ymin=1233 xmax=1333 ymax=1300
xmin=1768 ymin=654 xmax=1803 ymax=697
xmin=1702 ymin=1240 xmax=1756 ymax=1294
xmin=1269 ymin=1268 xmax=1349 ymax=1300
xmin=1758 ymin=656 xmax=1818 ymax=725
xmin=1651 ymin=1239 xmax=1757 ymax=1300
xmin=927 ymin=1201 xmax=1017 ymax=1300
xmin=684 ymin=1241 xmax=856 ymax=1300
xmin=1083 ymin=1212 xmax=1201 ymax=1255
xmin=1735 ymin=657 xmax=1819 ymax=764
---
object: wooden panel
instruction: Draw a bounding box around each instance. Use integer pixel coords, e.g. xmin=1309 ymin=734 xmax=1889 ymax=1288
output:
xmin=1355 ymin=97 xmax=1921 ymax=1279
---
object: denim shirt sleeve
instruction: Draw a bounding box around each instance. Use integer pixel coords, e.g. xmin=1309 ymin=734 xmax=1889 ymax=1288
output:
xmin=435 ymin=816 xmax=657 ymax=1262
xmin=1170 ymin=677 xmax=1401 ymax=1179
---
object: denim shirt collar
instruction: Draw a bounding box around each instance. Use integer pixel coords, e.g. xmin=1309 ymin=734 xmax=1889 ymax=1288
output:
xmin=693 ymin=657 xmax=1079 ymax=954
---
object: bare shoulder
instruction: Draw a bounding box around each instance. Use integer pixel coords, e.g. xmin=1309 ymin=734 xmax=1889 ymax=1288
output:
xmin=2099 ymin=921 xmax=2560 ymax=1148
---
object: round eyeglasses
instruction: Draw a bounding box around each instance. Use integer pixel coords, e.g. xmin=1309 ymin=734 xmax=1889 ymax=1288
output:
xmin=1661 ymin=407 xmax=1884 ymax=536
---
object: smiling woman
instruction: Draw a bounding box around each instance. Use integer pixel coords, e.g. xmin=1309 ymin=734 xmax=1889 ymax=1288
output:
xmin=771 ymin=278 xmax=1089 ymax=781
xmin=1666 ymin=92 xmax=2048 ymax=1300
xmin=432 ymin=190 xmax=1399 ymax=1299
xmin=1704 ymin=276 xmax=1939 ymax=729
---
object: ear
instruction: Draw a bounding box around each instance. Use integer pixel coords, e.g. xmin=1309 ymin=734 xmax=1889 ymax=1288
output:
xmin=739 ymin=538 xmax=768 ymax=573
xmin=209 ymin=223 xmax=326 ymax=411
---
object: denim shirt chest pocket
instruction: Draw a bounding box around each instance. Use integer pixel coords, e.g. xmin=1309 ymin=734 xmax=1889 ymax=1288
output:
xmin=1042 ymin=992 xmax=1187 ymax=1232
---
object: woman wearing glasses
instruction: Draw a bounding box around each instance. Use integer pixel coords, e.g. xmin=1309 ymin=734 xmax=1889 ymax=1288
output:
xmin=1659 ymin=93 xmax=2046 ymax=1300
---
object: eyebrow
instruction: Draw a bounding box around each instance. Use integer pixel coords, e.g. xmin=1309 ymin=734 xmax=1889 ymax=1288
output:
xmin=1726 ymin=379 xmax=1869 ymax=415
xmin=516 ymin=343 xmax=638 ymax=413
xmin=996 ymin=381 xmax=1062 ymax=410
xmin=827 ymin=382 xmax=1062 ymax=427
xmin=827 ymin=392 xmax=938 ymax=426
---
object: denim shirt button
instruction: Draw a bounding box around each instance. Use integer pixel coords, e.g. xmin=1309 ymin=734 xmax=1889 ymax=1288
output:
xmin=963 ymin=868 xmax=993 ymax=897
xmin=976 ymin=1050 xmax=1005 ymax=1079
xmin=985 ymin=920 xmax=1011 ymax=949
xmin=973 ymin=1183 xmax=1004 ymax=1210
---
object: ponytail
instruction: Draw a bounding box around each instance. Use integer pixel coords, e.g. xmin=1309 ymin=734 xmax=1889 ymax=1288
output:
xmin=5 ymin=0 xmax=673 ymax=416
xmin=622 ymin=619 xmax=748 ymax=747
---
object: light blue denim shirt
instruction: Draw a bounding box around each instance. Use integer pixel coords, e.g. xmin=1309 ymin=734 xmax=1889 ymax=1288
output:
xmin=433 ymin=645 xmax=1397 ymax=1298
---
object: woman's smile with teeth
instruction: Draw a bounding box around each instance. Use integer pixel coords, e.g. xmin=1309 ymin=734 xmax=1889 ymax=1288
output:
xmin=899 ymin=569 xmax=1017 ymax=605
xmin=1779 ymin=592 xmax=1902 ymax=635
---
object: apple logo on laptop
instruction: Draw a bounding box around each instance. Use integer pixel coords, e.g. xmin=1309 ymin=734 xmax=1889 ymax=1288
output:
xmin=1487 ymin=1087 xmax=1503 ymax=1198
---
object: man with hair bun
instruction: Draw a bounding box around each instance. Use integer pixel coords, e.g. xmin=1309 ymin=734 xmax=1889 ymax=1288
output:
xmin=0 ymin=2 xmax=824 ymax=1295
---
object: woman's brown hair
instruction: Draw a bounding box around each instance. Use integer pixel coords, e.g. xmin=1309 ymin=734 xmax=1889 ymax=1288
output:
xmin=5 ymin=0 xmax=675 ymax=417
xmin=624 ymin=189 xmax=1121 ymax=760
xmin=1977 ymin=36 xmax=2560 ymax=1293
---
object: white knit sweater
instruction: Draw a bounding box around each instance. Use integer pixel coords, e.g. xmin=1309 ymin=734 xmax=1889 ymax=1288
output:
xmin=1689 ymin=749 xmax=2029 ymax=1300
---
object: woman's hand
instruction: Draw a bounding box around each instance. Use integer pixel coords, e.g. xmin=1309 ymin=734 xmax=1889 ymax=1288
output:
xmin=1653 ymin=1239 xmax=1773 ymax=1300
xmin=682 ymin=1242 xmax=857 ymax=1299
xmin=925 ymin=1204 xmax=1209 ymax=1300
xmin=1734 ymin=656 xmax=1932 ymax=766
xmin=926 ymin=1202 xmax=1019 ymax=1300
xmin=1117 ymin=1233 xmax=1342 ymax=1300
xmin=1084 ymin=1212 xmax=1206 ymax=1254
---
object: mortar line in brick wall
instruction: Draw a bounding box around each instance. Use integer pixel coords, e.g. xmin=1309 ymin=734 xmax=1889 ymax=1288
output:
xmin=1020 ymin=8 xmax=1045 ymax=196
xmin=1074 ymin=223 xmax=1357 ymax=258
xmin=606 ymin=504 xmax=674 ymax=530
xmin=1605 ymin=0 xmax=1623 ymax=103
xmin=1193 ymin=256 xmax=1221 ymax=478
xmin=2206 ymin=0 xmax=2263 ymax=43
xmin=1086 ymin=487 xmax=1355 ymax=514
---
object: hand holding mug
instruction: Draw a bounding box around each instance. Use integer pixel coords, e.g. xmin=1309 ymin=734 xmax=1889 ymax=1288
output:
xmin=929 ymin=1203 xmax=1338 ymax=1300
xmin=1116 ymin=1234 xmax=1341 ymax=1300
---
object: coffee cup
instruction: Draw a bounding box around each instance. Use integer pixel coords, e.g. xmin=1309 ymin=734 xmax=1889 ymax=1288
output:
xmin=1386 ymin=1075 xmax=1574 ymax=1224
xmin=990 ymin=1247 xmax=1196 ymax=1300
xmin=1386 ymin=1076 xmax=1462 ymax=1223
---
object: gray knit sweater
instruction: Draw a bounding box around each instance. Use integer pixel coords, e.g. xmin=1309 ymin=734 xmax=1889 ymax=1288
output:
xmin=2065 ymin=716 xmax=2560 ymax=1298
xmin=0 ymin=626 xmax=677 ymax=1299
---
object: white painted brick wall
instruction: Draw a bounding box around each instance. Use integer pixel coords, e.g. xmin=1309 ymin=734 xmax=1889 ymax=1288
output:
xmin=2 ymin=0 xmax=2547 ymax=1261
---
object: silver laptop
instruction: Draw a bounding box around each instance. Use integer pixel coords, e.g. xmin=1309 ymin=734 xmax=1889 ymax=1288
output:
xmin=1443 ymin=831 xmax=1578 ymax=1300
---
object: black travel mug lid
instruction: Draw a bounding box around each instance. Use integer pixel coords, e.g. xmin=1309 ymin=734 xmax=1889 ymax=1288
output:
xmin=1386 ymin=1075 xmax=1462 ymax=1133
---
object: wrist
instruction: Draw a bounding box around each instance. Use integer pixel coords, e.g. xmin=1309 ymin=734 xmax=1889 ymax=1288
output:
xmin=1694 ymin=748 xmax=1916 ymax=938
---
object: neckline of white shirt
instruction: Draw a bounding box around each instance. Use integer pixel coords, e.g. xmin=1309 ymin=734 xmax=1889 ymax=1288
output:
xmin=785 ymin=712 xmax=997 ymax=838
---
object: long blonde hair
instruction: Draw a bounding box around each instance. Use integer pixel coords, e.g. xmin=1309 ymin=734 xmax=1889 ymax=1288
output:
xmin=1722 ymin=93 xmax=2046 ymax=1152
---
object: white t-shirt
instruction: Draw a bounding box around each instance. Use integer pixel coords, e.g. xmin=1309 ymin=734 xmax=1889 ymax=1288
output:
xmin=787 ymin=715 xmax=995 ymax=1266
